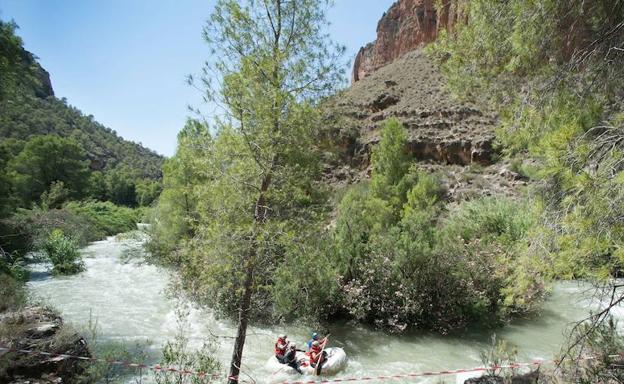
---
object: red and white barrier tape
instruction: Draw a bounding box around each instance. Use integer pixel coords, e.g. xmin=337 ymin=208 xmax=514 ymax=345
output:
xmin=281 ymin=362 xmax=543 ymax=384
xmin=0 ymin=346 xmax=222 ymax=379
xmin=2 ymin=345 xmax=622 ymax=383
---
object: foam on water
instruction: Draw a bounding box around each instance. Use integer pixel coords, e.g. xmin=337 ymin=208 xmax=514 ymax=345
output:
xmin=27 ymin=232 xmax=621 ymax=383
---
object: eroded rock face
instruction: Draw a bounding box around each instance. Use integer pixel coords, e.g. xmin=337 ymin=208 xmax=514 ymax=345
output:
xmin=0 ymin=306 xmax=89 ymax=384
xmin=353 ymin=0 xmax=465 ymax=82
xmin=325 ymin=50 xmax=497 ymax=174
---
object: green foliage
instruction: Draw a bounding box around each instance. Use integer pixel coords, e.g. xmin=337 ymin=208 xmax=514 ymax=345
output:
xmin=430 ymin=0 xmax=624 ymax=285
xmin=0 ymin=202 xmax=138 ymax=259
xmin=429 ymin=0 xmax=624 ymax=104
xmin=151 ymin=0 xmax=345 ymax=338
xmin=0 ymin=17 xmax=163 ymax=222
xmin=334 ymin=183 xmax=395 ymax=281
xmin=441 ymin=197 xmax=534 ymax=247
xmin=136 ymin=179 xmax=162 ymax=207
xmin=0 ymin=246 xmax=28 ymax=313
xmin=272 ymin=235 xmax=342 ymax=321
xmin=155 ymin=306 xmax=221 ymax=384
xmin=147 ymin=120 xmax=211 ymax=264
xmin=40 ymin=181 xmax=71 ymax=209
xmin=0 ymin=138 xmax=24 ymax=218
xmin=559 ymin=317 xmax=624 ymax=383
xmin=370 ymin=118 xmax=410 ymax=205
xmin=479 ymin=334 xmax=518 ymax=378
xmin=329 ymin=123 xmax=543 ymax=332
xmin=65 ymin=201 xmax=138 ymax=238
xmin=104 ymin=166 xmax=138 ymax=207
xmin=43 ymin=229 xmax=84 ymax=275
xmin=0 ymin=20 xmax=45 ymax=100
xmin=0 ymin=92 xmax=164 ymax=180
xmin=9 ymin=135 xmax=90 ymax=206
xmin=1 ymin=207 xmax=92 ymax=255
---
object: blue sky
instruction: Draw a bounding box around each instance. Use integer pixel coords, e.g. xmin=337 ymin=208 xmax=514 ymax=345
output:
xmin=0 ymin=0 xmax=393 ymax=156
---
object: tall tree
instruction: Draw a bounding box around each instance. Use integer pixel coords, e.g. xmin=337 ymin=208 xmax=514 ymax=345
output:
xmin=196 ymin=1 xmax=344 ymax=382
xmin=9 ymin=135 xmax=90 ymax=205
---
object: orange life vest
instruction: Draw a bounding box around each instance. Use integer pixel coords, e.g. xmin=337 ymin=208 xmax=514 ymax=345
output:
xmin=309 ymin=344 xmax=323 ymax=364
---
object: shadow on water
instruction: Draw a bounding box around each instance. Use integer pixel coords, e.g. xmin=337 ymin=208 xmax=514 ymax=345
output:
xmin=27 ymin=269 xmax=52 ymax=282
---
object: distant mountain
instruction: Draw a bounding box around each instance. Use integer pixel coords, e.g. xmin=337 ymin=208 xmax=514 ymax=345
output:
xmin=0 ymin=20 xmax=164 ymax=179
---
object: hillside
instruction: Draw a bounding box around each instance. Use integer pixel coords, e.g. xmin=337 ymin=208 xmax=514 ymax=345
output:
xmin=0 ymin=95 xmax=163 ymax=179
xmin=0 ymin=21 xmax=163 ymax=179
xmin=323 ymin=49 xmax=527 ymax=202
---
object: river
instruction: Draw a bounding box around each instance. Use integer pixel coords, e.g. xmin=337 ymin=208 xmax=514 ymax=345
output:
xmin=26 ymin=230 xmax=616 ymax=383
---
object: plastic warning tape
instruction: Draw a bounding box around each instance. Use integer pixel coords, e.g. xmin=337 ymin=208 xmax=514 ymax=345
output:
xmin=281 ymin=362 xmax=542 ymax=384
xmin=2 ymin=345 xmax=622 ymax=383
xmin=0 ymin=346 xmax=222 ymax=379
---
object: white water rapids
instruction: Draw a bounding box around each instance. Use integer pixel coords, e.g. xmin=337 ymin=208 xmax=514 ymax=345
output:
xmin=26 ymin=230 xmax=621 ymax=383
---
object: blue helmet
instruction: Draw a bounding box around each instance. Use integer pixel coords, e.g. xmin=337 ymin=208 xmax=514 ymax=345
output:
xmin=311 ymin=332 xmax=319 ymax=340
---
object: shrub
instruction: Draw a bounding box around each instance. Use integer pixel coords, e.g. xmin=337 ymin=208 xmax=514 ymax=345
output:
xmin=65 ymin=201 xmax=138 ymax=237
xmin=0 ymin=207 xmax=95 ymax=255
xmin=154 ymin=305 xmax=221 ymax=384
xmin=331 ymin=173 xmax=545 ymax=332
xmin=441 ymin=197 xmax=535 ymax=247
xmin=0 ymin=273 xmax=26 ymax=312
xmin=43 ymin=229 xmax=84 ymax=275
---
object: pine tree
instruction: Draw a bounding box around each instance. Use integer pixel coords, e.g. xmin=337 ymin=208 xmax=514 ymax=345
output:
xmin=195 ymin=1 xmax=345 ymax=382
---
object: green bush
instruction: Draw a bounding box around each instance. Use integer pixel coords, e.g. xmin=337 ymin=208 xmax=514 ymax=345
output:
xmin=326 ymin=121 xmax=546 ymax=332
xmin=441 ymin=197 xmax=535 ymax=247
xmin=43 ymin=229 xmax=84 ymax=275
xmin=0 ymin=273 xmax=26 ymax=312
xmin=65 ymin=201 xmax=138 ymax=238
xmin=0 ymin=207 xmax=95 ymax=255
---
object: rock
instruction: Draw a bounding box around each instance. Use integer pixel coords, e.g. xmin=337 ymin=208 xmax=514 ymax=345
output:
xmin=464 ymin=376 xmax=503 ymax=384
xmin=463 ymin=370 xmax=539 ymax=384
xmin=498 ymin=167 xmax=523 ymax=181
xmin=27 ymin=323 xmax=60 ymax=338
xmin=353 ymin=0 xmax=466 ymax=82
xmin=0 ymin=306 xmax=90 ymax=384
xmin=384 ymin=80 xmax=398 ymax=87
xmin=369 ymin=93 xmax=400 ymax=112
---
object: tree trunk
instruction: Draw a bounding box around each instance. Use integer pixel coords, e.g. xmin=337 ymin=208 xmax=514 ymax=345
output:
xmin=227 ymin=248 xmax=255 ymax=384
xmin=227 ymin=164 xmax=274 ymax=383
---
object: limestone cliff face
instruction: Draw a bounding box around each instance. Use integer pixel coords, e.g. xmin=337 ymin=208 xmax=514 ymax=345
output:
xmin=353 ymin=0 xmax=464 ymax=82
xmin=19 ymin=46 xmax=54 ymax=98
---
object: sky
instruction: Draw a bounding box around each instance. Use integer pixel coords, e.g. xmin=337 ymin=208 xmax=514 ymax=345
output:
xmin=0 ymin=0 xmax=394 ymax=156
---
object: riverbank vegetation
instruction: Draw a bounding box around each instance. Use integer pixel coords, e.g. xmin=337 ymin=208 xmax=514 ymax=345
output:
xmin=150 ymin=117 xmax=545 ymax=333
xmin=429 ymin=0 xmax=624 ymax=365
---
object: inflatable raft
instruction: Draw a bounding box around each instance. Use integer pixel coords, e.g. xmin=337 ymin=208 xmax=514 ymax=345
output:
xmin=266 ymin=347 xmax=348 ymax=375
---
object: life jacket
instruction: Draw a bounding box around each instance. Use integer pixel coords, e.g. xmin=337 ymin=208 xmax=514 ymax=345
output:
xmin=309 ymin=344 xmax=322 ymax=363
xmin=274 ymin=337 xmax=287 ymax=357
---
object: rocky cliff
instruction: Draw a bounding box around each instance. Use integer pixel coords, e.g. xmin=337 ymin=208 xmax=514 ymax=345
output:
xmin=324 ymin=49 xmax=529 ymax=201
xmin=329 ymin=50 xmax=496 ymax=168
xmin=353 ymin=0 xmax=464 ymax=82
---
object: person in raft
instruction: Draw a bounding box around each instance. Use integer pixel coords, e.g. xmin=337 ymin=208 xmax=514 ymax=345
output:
xmin=306 ymin=332 xmax=327 ymax=351
xmin=284 ymin=342 xmax=304 ymax=374
xmin=275 ymin=334 xmax=289 ymax=363
xmin=309 ymin=340 xmax=327 ymax=371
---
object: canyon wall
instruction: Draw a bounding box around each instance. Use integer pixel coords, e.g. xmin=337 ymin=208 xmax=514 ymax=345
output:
xmin=353 ymin=0 xmax=464 ymax=82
